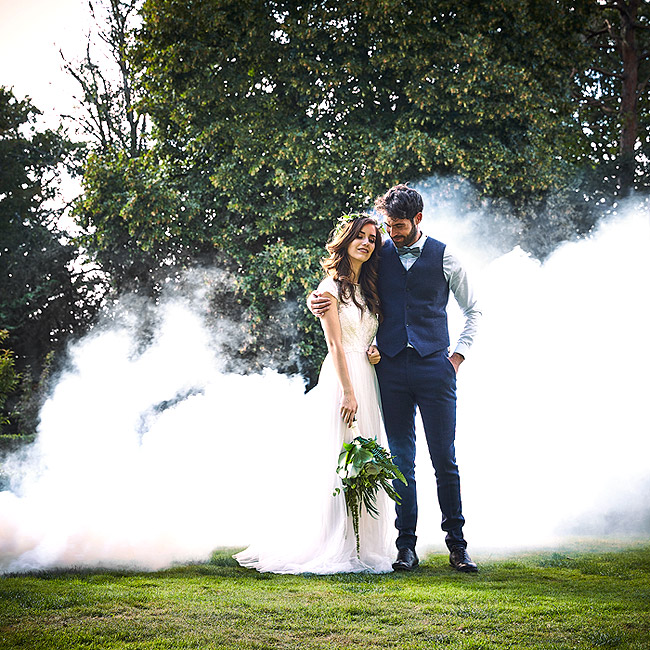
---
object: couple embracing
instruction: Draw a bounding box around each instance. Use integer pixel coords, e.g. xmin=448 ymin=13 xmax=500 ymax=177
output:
xmin=236 ymin=184 xmax=481 ymax=574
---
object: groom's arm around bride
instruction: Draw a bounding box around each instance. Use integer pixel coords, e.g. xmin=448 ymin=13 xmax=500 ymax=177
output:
xmin=309 ymin=184 xmax=481 ymax=573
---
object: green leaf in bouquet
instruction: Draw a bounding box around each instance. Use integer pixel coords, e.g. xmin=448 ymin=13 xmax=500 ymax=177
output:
xmin=352 ymin=449 xmax=374 ymax=466
xmin=334 ymin=436 xmax=408 ymax=558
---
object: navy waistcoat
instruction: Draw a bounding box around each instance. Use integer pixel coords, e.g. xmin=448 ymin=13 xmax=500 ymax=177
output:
xmin=377 ymin=236 xmax=450 ymax=358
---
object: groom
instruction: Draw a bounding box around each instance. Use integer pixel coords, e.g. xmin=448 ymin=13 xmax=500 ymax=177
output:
xmin=310 ymin=184 xmax=481 ymax=572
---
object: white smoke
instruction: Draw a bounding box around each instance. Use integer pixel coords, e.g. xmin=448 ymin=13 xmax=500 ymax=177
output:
xmin=415 ymin=191 xmax=650 ymax=549
xmin=0 ymin=197 xmax=648 ymax=572
xmin=0 ymin=294 xmax=311 ymax=573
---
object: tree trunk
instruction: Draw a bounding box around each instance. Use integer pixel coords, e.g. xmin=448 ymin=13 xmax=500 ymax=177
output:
xmin=618 ymin=0 xmax=641 ymax=195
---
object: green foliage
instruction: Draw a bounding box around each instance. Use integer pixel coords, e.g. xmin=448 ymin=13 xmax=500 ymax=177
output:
xmin=0 ymin=89 xmax=69 ymax=215
xmin=334 ymin=435 xmax=406 ymax=556
xmin=137 ymin=0 xmax=590 ymax=197
xmin=0 ymin=87 xmax=100 ymax=434
xmin=573 ymin=0 xmax=650 ymax=195
xmin=0 ymin=88 xmax=76 ymax=344
xmin=66 ymin=0 xmax=649 ymax=383
xmin=120 ymin=0 xmax=598 ymax=375
xmin=73 ymin=148 xmax=207 ymax=294
xmin=0 ymin=330 xmax=19 ymax=431
xmin=65 ymin=0 xmax=165 ymax=297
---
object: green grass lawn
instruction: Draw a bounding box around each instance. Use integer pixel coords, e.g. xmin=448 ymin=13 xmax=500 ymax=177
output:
xmin=1 ymin=543 xmax=648 ymax=649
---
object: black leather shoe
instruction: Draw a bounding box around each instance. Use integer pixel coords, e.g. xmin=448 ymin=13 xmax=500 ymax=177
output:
xmin=449 ymin=546 xmax=478 ymax=572
xmin=392 ymin=548 xmax=419 ymax=571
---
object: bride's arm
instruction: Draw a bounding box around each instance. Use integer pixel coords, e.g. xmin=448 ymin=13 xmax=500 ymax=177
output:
xmin=319 ymin=292 xmax=357 ymax=427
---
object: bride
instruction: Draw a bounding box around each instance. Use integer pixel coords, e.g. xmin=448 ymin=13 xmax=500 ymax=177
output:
xmin=234 ymin=215 xmax=395 ymax=574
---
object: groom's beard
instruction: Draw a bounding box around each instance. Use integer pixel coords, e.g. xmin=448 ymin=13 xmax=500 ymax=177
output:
xmin=391 ymin=223 xmax=419 ymax=248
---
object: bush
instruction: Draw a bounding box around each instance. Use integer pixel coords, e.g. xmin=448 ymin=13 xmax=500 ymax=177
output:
xmin=0 ymin=330 xmax=19 ymax=432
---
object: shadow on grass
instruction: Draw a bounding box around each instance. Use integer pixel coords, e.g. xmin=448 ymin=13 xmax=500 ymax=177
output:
xmin=4 ymin=541 xmax=650 ymax=586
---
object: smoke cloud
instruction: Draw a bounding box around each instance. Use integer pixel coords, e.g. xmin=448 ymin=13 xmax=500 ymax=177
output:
xmin=415 ymin=185 xmax=650 ymax=548
xmin=0 ymin=190 xmax=648 ymax=572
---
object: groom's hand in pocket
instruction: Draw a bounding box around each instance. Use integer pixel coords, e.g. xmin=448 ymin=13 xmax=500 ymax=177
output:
xmin=307 ymin=291 xmax=332 ymax=317
xmin=448 ymin=352 xmax=464 ymax=374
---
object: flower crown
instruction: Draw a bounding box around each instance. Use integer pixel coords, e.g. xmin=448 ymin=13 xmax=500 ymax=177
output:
xmin=333 ymin=212 xmax=386 ymax=238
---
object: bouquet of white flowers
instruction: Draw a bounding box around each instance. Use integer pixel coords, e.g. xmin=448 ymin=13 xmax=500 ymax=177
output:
xmin=333 ymin=435 xmax=407 ymax=556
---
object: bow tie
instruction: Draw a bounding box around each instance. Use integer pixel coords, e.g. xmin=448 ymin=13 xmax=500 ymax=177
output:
xmin=396 ymin=245 xmax=421 ymax=258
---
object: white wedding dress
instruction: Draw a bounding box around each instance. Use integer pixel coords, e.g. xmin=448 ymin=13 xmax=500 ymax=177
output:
xmin=234 ymin=277 xmax=395 ymax=573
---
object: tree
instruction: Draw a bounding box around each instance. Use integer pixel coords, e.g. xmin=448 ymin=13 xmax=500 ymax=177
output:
xmin=575 ymin=0 xmax=650 ymax=195
xmin=73 ymin=148 xmax=207 ymax=295
xmin=63 ymin=0 xmax=147 ymax=157
xmin=65 ymin=0 xmax=173 ymax=297
xmin=73 ymin=0 xmax=637 ymax=382
xmin=0 ymin=88 xmax=99 ymax=433
xmin=137 ymin=0 xmax=590 ymax=214
xmin=0 ymin=330 xmax=19 ymax=433
xmin=68 ymin=1 xmax=317 ymax=381
xmin=130 ymin=0 xmax=597 ymax=376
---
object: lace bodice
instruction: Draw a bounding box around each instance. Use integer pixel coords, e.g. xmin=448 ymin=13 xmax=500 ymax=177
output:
xmin=318 ymin=277 xmax=378 ymax=353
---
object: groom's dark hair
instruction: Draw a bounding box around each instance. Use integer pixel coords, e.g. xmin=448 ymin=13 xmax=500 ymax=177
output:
xmin=374 ymin=184 xmax=423 ymax=221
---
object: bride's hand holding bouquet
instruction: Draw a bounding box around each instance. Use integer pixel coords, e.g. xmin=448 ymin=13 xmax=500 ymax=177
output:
xmin=340 ymin=391 xmax=358 ymax=427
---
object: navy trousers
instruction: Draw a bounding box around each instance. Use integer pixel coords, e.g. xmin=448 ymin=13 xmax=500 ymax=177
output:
xmin=375 ymin=347 xmax=466 ymax=551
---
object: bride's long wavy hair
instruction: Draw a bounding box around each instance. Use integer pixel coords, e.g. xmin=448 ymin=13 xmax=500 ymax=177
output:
xmin=321 ymin=215 xmax=382 ymax=321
